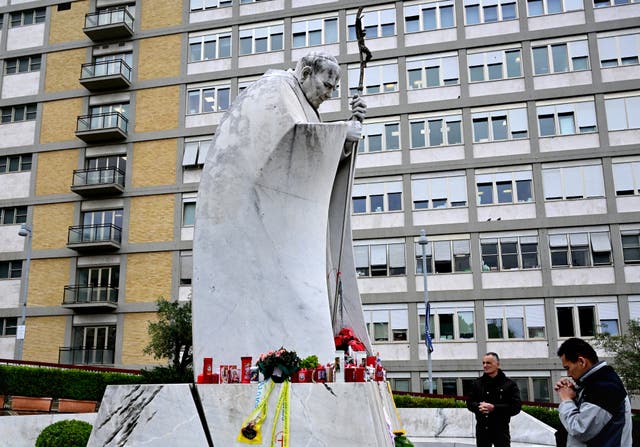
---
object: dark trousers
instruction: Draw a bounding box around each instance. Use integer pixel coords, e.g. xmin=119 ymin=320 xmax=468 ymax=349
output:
xmin=476 ymin=423 xmax=511 ymax=447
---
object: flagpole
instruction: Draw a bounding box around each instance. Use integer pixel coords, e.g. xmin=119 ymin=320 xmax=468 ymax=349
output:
xmin=418 ymin=229 xmax=433 ymax=394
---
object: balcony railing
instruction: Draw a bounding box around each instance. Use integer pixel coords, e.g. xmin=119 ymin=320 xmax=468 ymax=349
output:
xmin=83 ymin=8 xmax=134 ymax=41
xmin=71 ymin=167 xmax=125 ymax=196
xmin=67 ymin=224 xmax=122 ymax=251
xmin=79 ymin=59 xmax=132 ymax=91
xmin=59 ymin=347 xmax=115 ymax=366
xmin=76 ymin=112 xmax=128 ymax=143
xmin=63 ymin=285 xmax=118 ymax=310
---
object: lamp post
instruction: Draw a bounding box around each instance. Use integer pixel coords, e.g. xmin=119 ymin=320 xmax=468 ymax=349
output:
xmin=16 ymin=223 xmax=32 ymax=360
xmin=418 ymin=229 xmax=433 ymax=394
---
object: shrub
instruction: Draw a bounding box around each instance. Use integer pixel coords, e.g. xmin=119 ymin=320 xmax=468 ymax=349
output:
xmin=0 ymin=365 xmax=143 ymax=401
xmin=521 ymin=405 xmax=562 ymax=431
xmin=35 ymin=420 xmax=92 ymax=447
xmin=393 ymin=394 xmax=465 ymax=409
xmin=139 ymin=365 xmax=193 ymax=384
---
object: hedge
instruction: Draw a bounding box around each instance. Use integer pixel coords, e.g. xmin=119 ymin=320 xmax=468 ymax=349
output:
xmin=0 ymin=365 xmax=143 ymax=401
xmin=393 ymin=394 xmax=562 ymax=431
xmin=35 ymin=420 xmax=92 ymax=447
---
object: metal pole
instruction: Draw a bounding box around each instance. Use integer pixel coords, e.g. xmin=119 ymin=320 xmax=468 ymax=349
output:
xmin=16 ymin=223 xmax=32 ymax=360
xmin=418 ymin=229 xmax=433 ymax=394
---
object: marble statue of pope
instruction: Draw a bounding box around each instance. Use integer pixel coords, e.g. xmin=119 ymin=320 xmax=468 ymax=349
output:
xmin=192 ymin=52 xmax=371 ymax=372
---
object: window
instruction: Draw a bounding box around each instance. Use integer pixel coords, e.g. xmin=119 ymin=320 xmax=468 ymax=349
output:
xmin=595 ymin=0 xmax=640 ymax=6
xmin=471 ymin=107 xmax=528 ymax=142
xmin=527 ymin=0 xmax=583 ymax=16
xmin=0 ymin=154 xmax=32 ymax=174
xmin=75 ymin=266 xmax=119 ymax=302
xmin=532 ymin=40 xmax=589 ymax=74
xmin=1 ymin=318 xmax=18 ymax=336
xmin=465 ymin=0 xmax=517 ymax=25
xmin=187 ymin=84 xmax=230 ymax=114
xmin=485 ymin=302 xmax=546 ymax=339
xmin=537 ymin=100 xmax=597 ymax=136
xmin=10 ymin=8 xmax=46 ymax=27
xmin=180 ymin=251 xmax=193 ymax=285
xmin=390 ymin=378 xmax=411 ymax=392
xmin=92 ymin=53 xmax=133 ymax=77
xmin=556 ymin=301 xmax=619 ymax=337
xmin=549 ymin=231 xmax=612 ymax=267
xmin=476 ymin=169 xmax=533 ymax=205
xmin=419 ymin=302 xmax=475 ymax=341
xmin=189 ymin=31 xmax=231 ymax=62
xmin=347 ymin=8 xmax=395 ymax=40
xmin=0 ymin=260 xmax=22 ymax=279
xmin=292 ymin=16 xmax=338 ymax=48
xmin=352 ymin=180 xmax=402 ymax=213
xmin=363 ymin=305 xmax=408 ymax=342
xmin=415 ymin=238 xmax=471 ymax=274
xmin=4 ymin=55 xmax=42 ymax=74
xmin=183 ymin=201 xmax=196 ymax=226
xmin=407 ymin=54 xmax=459 ymax=89
xmin=183 ymin=137 xmax=212 ymax=169
xmin=353 ymin=241 xmax=405 ymax=277
xmin=411 ymin=173 xmax=467 ymax=209
xmin=542 ymin=163 xmax=604 ymax=200
xmin=70 ymin=325 xmax=116 ymax=365
xmin=605 ymin=95 xmax=640 ymax=131
xmin=1 ymin=104 xmax=37 ymax=123
xmin=239 ymin=23 xmax=284 ymax=55
xmin=349 ymin=62 xmax=398 ymax=95
xmin=404 ymin=1 xmax=455 ymax=32
xmin=358 ymin=120 xmax=400 ymax=153
xmin=190 ymin=0 xmax=232 ymax=11
xmin=630 ymin=297 xmax=640 ymax=321
xmin=598 ymin=32 xmax=640 ymax=68
xmin=0 ymin=206 xmax=28 ymax=224
xmin=410 ymin=114 xmax=462 ymax=148
xmin=480 ymin=235 xmax=540 ymax=271
xmin=468 ymin=48 xmax=522 ymax=82
xmin=621 ymin=231 xmax=640 ymax=263
xmin=612 ymin=160 xmax=640 ymax=196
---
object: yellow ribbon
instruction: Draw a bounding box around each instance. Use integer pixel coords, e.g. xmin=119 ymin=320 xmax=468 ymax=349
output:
xmin=237 ymin=380 xmax=276 ymax=444
xmin=270 ymin=381 xmax=290 ymax=447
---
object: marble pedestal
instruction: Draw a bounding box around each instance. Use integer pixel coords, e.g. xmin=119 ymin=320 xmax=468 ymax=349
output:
xmin=88 ymin=382 xmax=401 ymax=446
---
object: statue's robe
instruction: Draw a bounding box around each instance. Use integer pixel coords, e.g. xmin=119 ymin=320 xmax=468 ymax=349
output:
xmin=193 ymin=69 xmax=371 ymax=372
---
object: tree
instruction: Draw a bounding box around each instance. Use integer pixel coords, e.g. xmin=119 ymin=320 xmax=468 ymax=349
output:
xmin=143 ymin=298 xmax=193 ymax=377
xmin=593 ymin=319 xmax=640 ymax=396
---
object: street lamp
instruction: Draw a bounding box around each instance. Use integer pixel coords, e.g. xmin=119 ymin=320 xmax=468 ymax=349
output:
xmin=418 ymin=229 xmax=433 ymax=394
xmin=16 ymin=223 xmax=32 ymax=360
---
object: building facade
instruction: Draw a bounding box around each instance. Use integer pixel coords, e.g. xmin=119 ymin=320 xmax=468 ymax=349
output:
xmin=0 ymin=0 xmax=639 ymax=405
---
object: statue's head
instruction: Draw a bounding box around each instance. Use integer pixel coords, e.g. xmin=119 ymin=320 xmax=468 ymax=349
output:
xmin=294 ymin=52 xmax=340 ymax=109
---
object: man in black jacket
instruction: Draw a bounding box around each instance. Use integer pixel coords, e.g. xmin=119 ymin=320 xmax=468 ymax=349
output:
xmin=467 ymin=352 xmax=522 ymax=447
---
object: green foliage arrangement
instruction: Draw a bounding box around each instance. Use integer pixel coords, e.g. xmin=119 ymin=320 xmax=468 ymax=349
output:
xmin=299 ymin=355 xmax=319 ymax=369
xmin=593 ymin=319 xmax=640 ymax=396
xmin=521 ymin=405 xmax=562 ymax=431
xmin=143 ymin=298 xmax=193 ymax=377
xmin=0 ymin=365 xmax=142 ymax=401
xmin=35 ymin=419 xmax=92 ymax=447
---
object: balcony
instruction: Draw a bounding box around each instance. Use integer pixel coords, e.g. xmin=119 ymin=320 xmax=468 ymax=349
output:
xmin=59 ymin=347 xmax=115 ymax=366
xmin=79 ymin=60 xmax=132 ymax=91
xmin=71 ymin=167 xmax=125 ymax=197
xmin=62 ymin=285 xmax=118 ymax=311
xmin=67 ymin=224 xmax=122 ymax=252
xmin=76 ymin=112 xmax=128 ymax=143
xmin=83 ymin=8 xmax=134 ymax=41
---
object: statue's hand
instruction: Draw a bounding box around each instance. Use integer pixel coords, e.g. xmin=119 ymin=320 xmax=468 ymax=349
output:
xmin=350 ymin=95 xmax=367 ymax=123
xmin=346 ymin=120 xmax=362 ymax=142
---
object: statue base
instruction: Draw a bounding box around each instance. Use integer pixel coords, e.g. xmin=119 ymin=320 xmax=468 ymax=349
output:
xmin=88 ymin=382 xmax=402 ymax=446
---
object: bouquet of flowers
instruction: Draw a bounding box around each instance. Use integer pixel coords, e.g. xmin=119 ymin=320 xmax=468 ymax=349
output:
xmin=256 ymin=347 xmax=301 ymax=382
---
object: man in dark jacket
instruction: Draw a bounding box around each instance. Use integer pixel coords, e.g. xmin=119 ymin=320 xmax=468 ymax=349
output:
xmin=467 ymin=352 xmax=522 ymax=447
xmin=555 ymin=337 xmax=632 ymax=447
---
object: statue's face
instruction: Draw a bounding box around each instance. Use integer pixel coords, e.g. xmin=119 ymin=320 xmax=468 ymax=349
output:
xmin=300 ymin=64 xmax=340 ymax=109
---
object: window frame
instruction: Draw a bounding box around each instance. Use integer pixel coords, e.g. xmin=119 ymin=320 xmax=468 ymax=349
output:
xmin=467 ymin=48 xmax=523 ymax=82
xmin=549 ymin=231 xmax=612 ymax=268
xmin=418 ymin=302 xmax=475 ymax=341
xmin=480 ymin=235 xmax=540 ymax=271
xmin=485 ymin=302 xmax=546 ymax=340
xmin=187 ymin=84 xmax=231 ymax=115
xmin=0 ymin=206 xmax=28 ymax=225
xmin=1 ymin=104 xmax=37 ymax=124
xmin=347 ymin=8 xmax=396 ymax=41
xmin=555 ymin=301 xmax=619 ymax=338
xmin=404 ymin=1 xmax=456 ymax=33
xmin=476 ymin=169 xmax=534 ymax=205
xmin=353 ymin=241 xmax=406 ymax=277
xmin=189 ymin=0 xmax=232 ymax=11
xmin=188 ymin=32 xmax=232 ymax=62
xmin=410 ymin=114 xmax=463 ymax=148
xmin=0 ymin=260 xmax=23 ymax=280
xmin=411 ymin=173 xmax=468 ymax=210
xmin=239 ymin=24 xmax=284 ymax=56
xmin=531 ymin=39 xmax=590 ymax=75
xmin=349 ymin=62 xmax=399 ymax=96
xmin=4 ymin=55 xmax=42 ymax=75
xmin=414 ymin=239 xmax=472 ymax=274
xmin=363 ymin=305 xmax=408 ymax=342
xmin=407 ymin=54 xmax=460 ymax=89
xmin=0 ymin=154 xmax=32 ymax=174
xmin=464 ymin=0 xmax=518 ymax=25
xmin=10 ymin=8 xmax=46 ymax=28
xmin=291 ymin=16 xmax=338 ymax=49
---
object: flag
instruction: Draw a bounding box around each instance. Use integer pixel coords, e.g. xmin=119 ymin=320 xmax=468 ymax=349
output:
xmin=425 ymin=302 xmax=434 ymax=353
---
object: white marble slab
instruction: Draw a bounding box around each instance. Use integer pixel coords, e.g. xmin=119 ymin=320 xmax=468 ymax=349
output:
xmin=87 ymin=384 xmax=208 ymax=446
xmin=0 ymin=413 xmax=96 ymax=447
